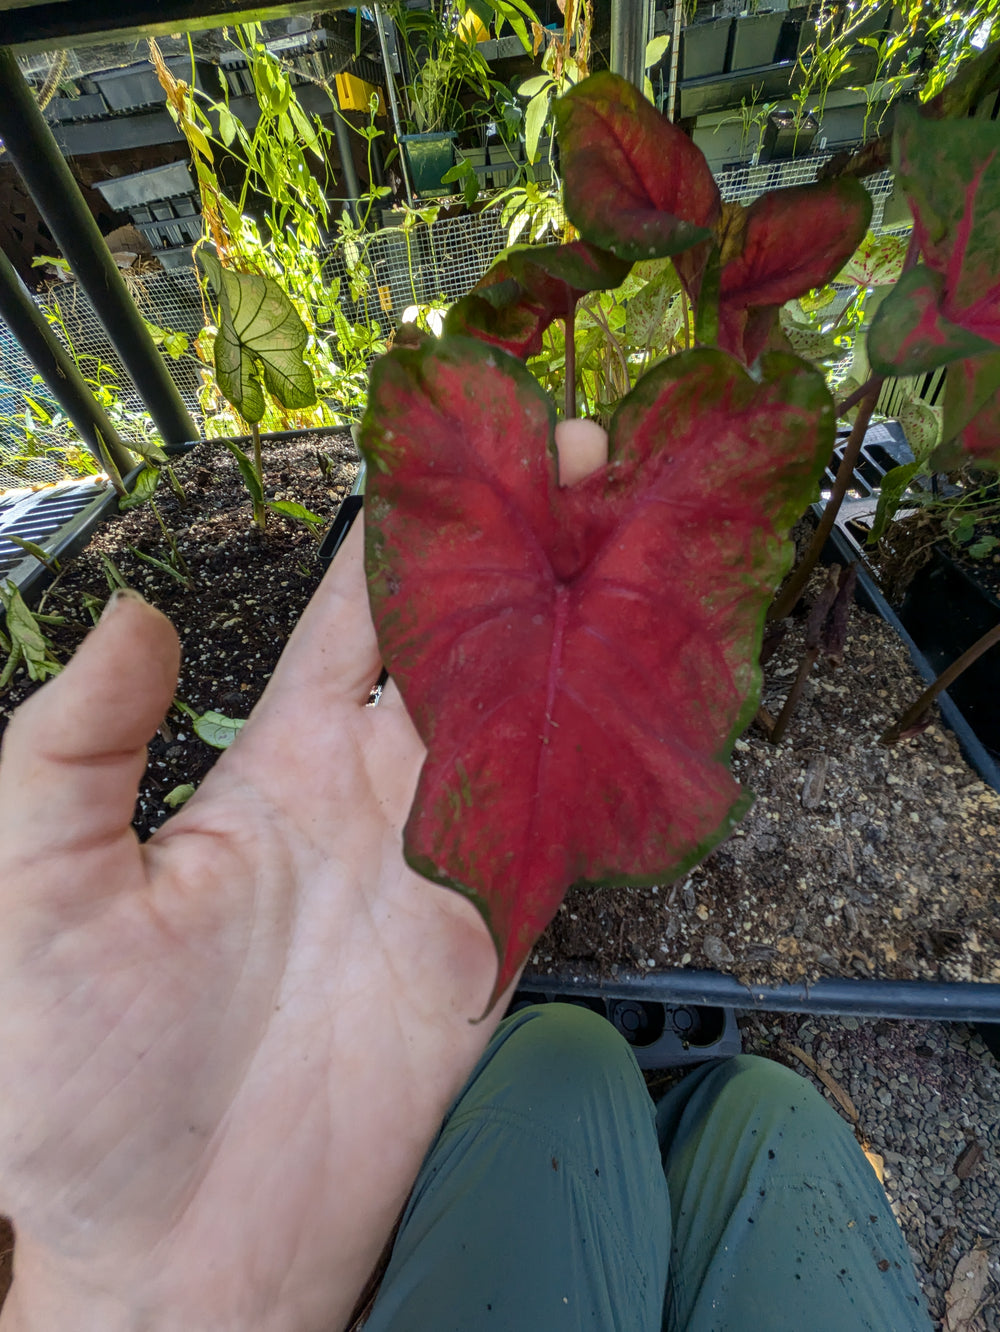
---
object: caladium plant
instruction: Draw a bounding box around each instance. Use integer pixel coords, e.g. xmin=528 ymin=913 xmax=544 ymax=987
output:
xmin=358 ymin=67 xmax=994 ymax=1005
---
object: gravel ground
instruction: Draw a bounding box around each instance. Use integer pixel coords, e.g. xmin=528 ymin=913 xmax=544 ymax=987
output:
xmin=739 ymin=1013 xmax=1000 ymax=1330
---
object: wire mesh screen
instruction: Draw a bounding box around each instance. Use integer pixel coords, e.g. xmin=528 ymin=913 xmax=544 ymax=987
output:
xmin=0 ymin=164 xmax=898 ymax=493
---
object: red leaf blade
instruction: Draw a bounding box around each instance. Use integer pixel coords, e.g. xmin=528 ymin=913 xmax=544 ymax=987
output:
xmin=362 ymin=339 xmax=833 ymax=1005
xmin=867 ymin=267 xmax=994 ymax=376
xmin=555 ymin=71 xmax=720 ymax=261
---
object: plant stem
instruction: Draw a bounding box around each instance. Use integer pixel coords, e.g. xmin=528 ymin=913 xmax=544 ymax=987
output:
xmin=769 ymin=382 xmax=880 ymax=622
xmin=564 ymin=299 xmax=576 ymax=420
xmin=880 ymin=621 xmax=1000 ymax=745
xmin=770 ymin=647 xmax=819 ymax=745
xmin=252 ymin=422 xmax=266 ymax=531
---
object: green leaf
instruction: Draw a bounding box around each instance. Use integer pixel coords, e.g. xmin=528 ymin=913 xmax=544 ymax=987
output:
xmin=119 ymin=465 xmax=162 ymax=511
xmin=220 ymin=437 xmax=264 ymax=504
xmin=217 ymin=104 xmax=239 ymax=147
xmin=3 ymin=535 xmax=58 ymax=570
xmin=968 ymin=534 xmax=1000 ymax=559
xmin=836 ymin=231 xmax=907 ymax=288
xmin=524 ymin=89 xmax=550 ymax=165
xmin=625 ymin=265 xmax=681 ymax=347
xmin=127 ymin=545 xmax=190 ymax=586
xmin=644 ymin=34 xmax=670 ymax=68
xmin=518 ymin=75 xmax=550 ymax=97
xmin=266 ymin=499 xmax=326 ymax=529
xmin=163 ymin=783 xmax=196 ymax=808
xmin=194 ymin=710 xmax=246 ymax=749
xmin=0 ymin=581 xmax=60 ymax=684
xmin=868 ymin=460 xmax=923 ymax=543
xmin=198 ymin=250 xmax=316 ymax=424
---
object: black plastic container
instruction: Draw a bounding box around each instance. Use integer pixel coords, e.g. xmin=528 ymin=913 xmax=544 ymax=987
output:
xmin=509 ymin=988 xmax=741 ymax=1069
xmin=94 ymin=57 xmax=213 ymax=113
xmin=760 ymin=109 xmax=818 ymax=161
xmin=681 ymin=17 xmax=733 ymax=79
xmin=729 ymin=10 xmax=785 ymax=71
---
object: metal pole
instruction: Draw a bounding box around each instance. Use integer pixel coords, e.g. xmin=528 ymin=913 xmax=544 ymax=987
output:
xmin=0 ymin=46 xmax=198 ymax=447
xmin=331 ymin=99 xmax=362 ymax=225
xmin=373 ymin=2 xmax=415 ymax=207
xmin=667 ymin=1 xmax=683 ymax=120
xmin=0 ymin=246 xmax=135 ymax=476
xmin=610 ymin=0 xmax=651 ymax=90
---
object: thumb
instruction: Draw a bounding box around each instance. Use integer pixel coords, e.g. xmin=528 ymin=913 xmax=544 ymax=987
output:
xmin=0 ymin=589 xmax=180 ymax=865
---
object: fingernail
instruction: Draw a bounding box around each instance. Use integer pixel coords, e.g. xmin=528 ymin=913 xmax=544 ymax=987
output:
xmin=100 ymin=587 xmax=147 ymax=621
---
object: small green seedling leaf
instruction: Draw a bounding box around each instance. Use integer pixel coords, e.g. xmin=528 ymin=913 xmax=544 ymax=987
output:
xmin=3 ymin=535 xmax=59 ymax=571
xmin=163 ymin=783 xmax=196 ymax=808
xmin=0 ymin=581 xmax=61 ymax=686
xmin=99 ymin=554 xmax=130 ymax=592
xmin=199 ymin=250 xmax=316 ymax=424
xmin=127 ymin=545 xmax=191 ymax=586
xmin=119 ymin=465 xmax=162 ymax=512
xmin=194 ymin=710 xmax=246 ymax=749
xmin=267 ymin=499 xmax=326 ymax=529
xmin=221 ymin=437 xmax=265 ymax=504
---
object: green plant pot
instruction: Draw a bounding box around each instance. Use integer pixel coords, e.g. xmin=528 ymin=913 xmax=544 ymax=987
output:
xmin=400 ymin=131 xmax=458 ymax=199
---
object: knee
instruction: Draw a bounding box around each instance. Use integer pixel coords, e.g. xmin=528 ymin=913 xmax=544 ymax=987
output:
xmin=491 ymin=1001 xmax=647 ymax=1115
xmin=691 ymin=1053 xmax=849 ymax=1144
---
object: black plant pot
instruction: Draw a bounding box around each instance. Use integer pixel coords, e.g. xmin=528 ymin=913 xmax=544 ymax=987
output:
xmin=729 ymin=11 xmax=786 ymax=71
xmin=681 ymin=18 xmax=734 ymax=80
xmin=760 ymin=109 xmax=818 ymax=161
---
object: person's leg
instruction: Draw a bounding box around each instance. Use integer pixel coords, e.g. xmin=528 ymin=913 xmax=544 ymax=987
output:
xmin=655 ymin=1054 xmax=932 ymax=1332
xmin=363 ymin=1003 xmax=671 ymax=1332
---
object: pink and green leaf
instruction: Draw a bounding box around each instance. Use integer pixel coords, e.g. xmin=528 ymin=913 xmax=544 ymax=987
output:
xmin=715 ymin=180 xmax=872 ymax=363
xmin=442 ymin=260 xmax=550 ymax=358
xmin=867 ymin=267 xmax=995 ymax=376
xmin=504 ymin=241 xmax=632 ymax=318
xmin=935 ymin=349 xmax=1000 ymax=468
xmin=361 ymin=337 xmax=833 ymax=1007
xmin=554 ymin=71 xmax=720 ymax=261
xmin=894 ymin=104 xmax=1000 ymax=339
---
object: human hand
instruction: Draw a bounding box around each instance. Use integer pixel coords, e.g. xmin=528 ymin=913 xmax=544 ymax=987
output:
xmin=0 ymin=419 xmax=608 ymax=1332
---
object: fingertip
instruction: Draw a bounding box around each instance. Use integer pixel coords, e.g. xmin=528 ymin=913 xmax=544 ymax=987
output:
xmin=555 ymin=417 xmax=609 ymax=486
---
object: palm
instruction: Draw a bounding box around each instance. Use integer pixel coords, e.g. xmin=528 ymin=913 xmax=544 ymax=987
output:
xmin=0 ymin=527 xmax=501 ymax=1332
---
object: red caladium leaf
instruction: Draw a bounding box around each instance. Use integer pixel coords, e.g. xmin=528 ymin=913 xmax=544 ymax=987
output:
xmin=677 ymin=181 xmax=873 ymax=364
xmin=554 ymin=71 xmax=720 ymax=261
xmin=443 ymin=243 xmax=630 ymax=358
xmin=936 ymin=349 xmax=1000 ymax=468
xmin=361 ymin=337 xmax=833 ymax=1007
xmin=504 ymin=241 xmax=632 ymax=319
xmin=443 ymin=261 xmax=550 ymax=359
xmin=868 ymin=106 xmax=1000 ymax=376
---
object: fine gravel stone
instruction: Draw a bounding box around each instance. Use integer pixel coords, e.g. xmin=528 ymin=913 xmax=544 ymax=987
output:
xmin=740 ymin=1014 xmax=1000 ymax=1327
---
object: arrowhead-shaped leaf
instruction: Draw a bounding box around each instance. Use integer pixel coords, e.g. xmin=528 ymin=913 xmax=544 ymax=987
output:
xmin=554 ymin=71 xmax=720 ymax=261
xmin=695 ymin=180 xmax=872 ymax=364
xmin=361 ymin=338 xmax=833 ymax=1006
xmin=199 ymin=250 xmax=316 ymax=424
xmin=867 ymin=107 xmax=1000 ymax=377
xmin=867 ymin=267 xmax=995 ymax=376
xmin=836 ymin=231 xmax=907 ymax=287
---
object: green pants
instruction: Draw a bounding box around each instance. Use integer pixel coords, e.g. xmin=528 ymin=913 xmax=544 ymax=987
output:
xmin=363 ymin=1004 xmax=931 ymax=1331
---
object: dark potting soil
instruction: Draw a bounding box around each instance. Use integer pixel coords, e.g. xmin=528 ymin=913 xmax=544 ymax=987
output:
xmin=0 ymin=433 xmax=359 ymax=839
xmin=1 ymin=447 xmax=998 ymax=991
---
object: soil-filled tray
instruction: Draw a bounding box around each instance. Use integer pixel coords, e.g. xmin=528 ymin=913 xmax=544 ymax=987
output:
xmin=0 ymin=432 xmax=359 ymax=839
